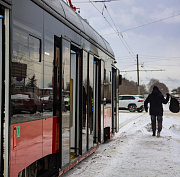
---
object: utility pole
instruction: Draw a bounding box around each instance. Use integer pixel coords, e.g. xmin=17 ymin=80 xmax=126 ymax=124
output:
xmin=121 ymin=55 xmax=164 ymax=95
xmin=137 ymin=54 xmax=140 ymax=95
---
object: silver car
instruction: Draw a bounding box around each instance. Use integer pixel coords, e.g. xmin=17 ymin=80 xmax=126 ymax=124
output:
xmin=119 ymin=95 xmax=144 ymax=112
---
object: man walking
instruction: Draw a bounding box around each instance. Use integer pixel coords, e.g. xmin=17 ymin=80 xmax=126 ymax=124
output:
xmin=144 ymin=86 xmax=170 ymax=137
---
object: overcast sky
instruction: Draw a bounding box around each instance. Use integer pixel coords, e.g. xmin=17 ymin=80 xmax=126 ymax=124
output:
xmin=71 ymin=0 xmax=180 ymax=91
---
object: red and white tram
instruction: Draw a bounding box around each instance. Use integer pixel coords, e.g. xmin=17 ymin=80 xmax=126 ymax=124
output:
xmin=0 ymin=0 xmax=120 ymax=176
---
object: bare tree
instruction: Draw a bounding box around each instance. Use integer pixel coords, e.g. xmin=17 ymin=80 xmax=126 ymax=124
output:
xmin=26 ymin=74 xmax=37 ymax=88
xmin=119 ymin=77 xmax=147 ymax=95
xmin=148 ymin=78 xmax=169 ymax=96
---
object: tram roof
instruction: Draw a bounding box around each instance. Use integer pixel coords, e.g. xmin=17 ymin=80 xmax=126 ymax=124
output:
xmin=38 ymin=0 xmax=115 ymax=58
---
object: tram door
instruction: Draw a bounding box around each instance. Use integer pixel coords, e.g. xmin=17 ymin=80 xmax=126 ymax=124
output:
xmin=100 ymin=60 xmax=105 ymax=142
xmin=82 ymin=51 xmax=88 ymax=153
xmin=112 ymin=67 xmax=119 ymax=133
xmin=116 ymin=70 xmax=119 ymax=132
xmin=93 ymin=59 xmax=101 ymax=144
xmin=70 ymin=49 xmax=81 ymax=158
xmin=88 ymin=54 xmax=94 ymax=149
xmin=61 ymin=38 xmax=71 ymax=167
xmin=112 ymin=67 xmax=116 ymax=134
xmin=0 ymin=10 xmax=4 ymax=176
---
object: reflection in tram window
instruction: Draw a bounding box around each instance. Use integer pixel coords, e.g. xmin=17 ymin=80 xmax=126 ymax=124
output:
xmin=29 ymin=35 xmax=41 ymax=62
xmin=40 ymin=94 xmax=53 ymax=111
xmin=11 ymin=33 xmax=43 ymax=124
xmin=61 ymin=39 xmax=71 ymax=167
xmin=44 ymin=33 xmax=54 ymax=117
xmin=82 ymin=51 xmax=88 ymax=153
xmin=116 ymin=70 xmax=119 ymax=132
xmin=101 ymin=61 xmax=105 ymax=143
xmin=11 ymin=92 xmax=42 ymax=114
xmin=88 ymin=54 xmax=94 ymax=149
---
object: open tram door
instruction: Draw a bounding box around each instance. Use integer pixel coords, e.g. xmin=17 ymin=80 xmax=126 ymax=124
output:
xmin=93 ymin=58 xmax=104 ymax=144
xmin=93 ymin=58 xmax=100 ymax=144
xmin=69 ymin=44 xmax=82 ymax=159
xmin=53 ymin=36 xmax=82 ymax=171
xmin=100 ymin=60 xmax=105 ymax=142
xmin=0 ymin=7 xmax=4 ymax=177
xmin=0 ymin=6 xmax=9 ymax=177
xmin=111 ymin=66 xmax=120 ymax=134
xmin=60 ymin=37 xmax=83 ymax=166
xmin=116 ymin=69 xmax=120 ymax=132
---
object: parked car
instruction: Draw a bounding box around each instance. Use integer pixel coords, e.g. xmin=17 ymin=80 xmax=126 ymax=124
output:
xmin=119 ymin=95 xmax=144 ymax=112
xmin=11 ymin=92 xmax=43 ymax=114
xmin=40 ymin=95 xmax=53 ymax=111
xmin=40 ymin=94 xmax=68 ymax=112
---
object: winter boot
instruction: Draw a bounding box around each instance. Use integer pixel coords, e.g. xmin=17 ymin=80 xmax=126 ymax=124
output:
xmin=152 ymin=131 xmax=156 ymax=136
xmin=157 ymin=131 xmax=160 ymax=137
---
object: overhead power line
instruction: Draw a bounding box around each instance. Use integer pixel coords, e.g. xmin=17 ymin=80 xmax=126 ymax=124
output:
xmin=103 ymin=4 xmax=135 ymax=55
xmin=103 ymin=13 xmax=180 ymax=36
xmin=139 ymin=55 xmax=180 ymax=59
xmin=103 ymin=3 xmax=135 ymax=56
xmin=73 ymin=0 xmax=120 ymax=3
xmin=89 ymin=1 xmax=136 ymax=59
xmin=121 ymin=69 xmax=165 ymax=72
xmin=122 ymin=13 xmax=180 ymax=33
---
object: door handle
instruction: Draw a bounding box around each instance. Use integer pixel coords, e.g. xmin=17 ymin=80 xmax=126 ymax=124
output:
xmin=13 ymin=126 xmax=17 ymax=149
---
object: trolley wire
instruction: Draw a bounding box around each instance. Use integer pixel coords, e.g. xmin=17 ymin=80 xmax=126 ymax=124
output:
xmin=103 ymin=3 xmax=135 ymax=56
xmin=89 ymin=1 xmax=136 ymax=60
xmin=103 ymin=2 xmax=136 ymax=59
xmin=103 ymin=13 xmax=180 ymax=36
xmin=73 ymin=0 xmax=121 ymax=3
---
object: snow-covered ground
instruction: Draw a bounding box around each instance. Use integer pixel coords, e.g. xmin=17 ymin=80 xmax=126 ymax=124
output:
xmin=63 ymin=104 xmax=180 ymax=177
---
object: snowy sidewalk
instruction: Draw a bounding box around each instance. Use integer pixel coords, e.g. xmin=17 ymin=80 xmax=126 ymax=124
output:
xmin=63 ymin=105 xmax=180 ymax=177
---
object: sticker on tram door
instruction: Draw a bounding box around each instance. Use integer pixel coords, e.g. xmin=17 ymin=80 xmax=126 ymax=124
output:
xmin=13 ymin=125 xmax=20 ymax=149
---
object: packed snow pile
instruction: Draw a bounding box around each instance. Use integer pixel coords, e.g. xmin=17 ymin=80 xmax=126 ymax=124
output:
xmin=169 ymin=124 xmax=180 ymax=133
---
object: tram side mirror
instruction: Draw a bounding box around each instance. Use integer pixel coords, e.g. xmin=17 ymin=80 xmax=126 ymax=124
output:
xmin=119 ymin=74 xmax=122 ymax=85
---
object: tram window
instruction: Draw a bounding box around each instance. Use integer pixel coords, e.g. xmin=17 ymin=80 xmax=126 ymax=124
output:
xmin=11 ymin=32 xmax=43 ymax=124
xmin=29 ymin=35 xmax=41 ymax=62
xmin=43 ymin=36 xmax=54 ymax=117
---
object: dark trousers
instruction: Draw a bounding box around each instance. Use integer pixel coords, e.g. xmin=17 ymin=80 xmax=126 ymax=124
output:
xmin=151 ymin=115 xmax=163 ymax=132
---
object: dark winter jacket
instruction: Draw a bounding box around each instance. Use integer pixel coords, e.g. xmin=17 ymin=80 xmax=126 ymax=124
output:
xmin=144 ymin=86 xmax=169 ymax=116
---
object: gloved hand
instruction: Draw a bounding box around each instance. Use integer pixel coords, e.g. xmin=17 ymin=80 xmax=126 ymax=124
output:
xmin=166 ymin=93 xmax=170 ymax=97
